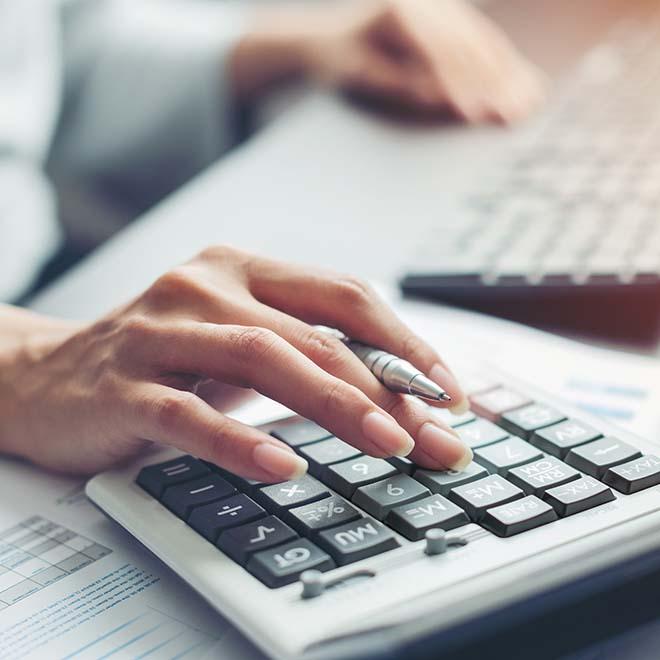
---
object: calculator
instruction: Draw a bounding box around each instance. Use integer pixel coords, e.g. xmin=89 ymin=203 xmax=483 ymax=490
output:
xmin=86 ymin=367 xmax=660 ymax=659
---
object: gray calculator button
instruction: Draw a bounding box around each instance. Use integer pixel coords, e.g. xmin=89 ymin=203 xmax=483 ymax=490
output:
xmin=316 ymin=517 xmax=399 ymax=566
xmin=482 ymin=495 xmax=558 ymax=537
xmin=565 ymin=437 xmax=641 ymax=479
xmin=449 ymin=475 xmax=524 ymax=521
xmin=161 ymin=474 xmax=236 ymax=520
xmin=270 ymin=419 xmax=332 ymax=447
xmin=298 ymin=437 xmax=361 ymax=476
xmin=388 ymin=456 xmax=415 ymax=475
xmin=188 ymin=494 xmax=266 ymax=542
xmin=352 ymin=475 xmax=430 ymax=520
xmin=386 ymin=494 xmax=469 ymax=541
xmin=531 ymin=419 xmax=602 ymax=458
xmin=474 ymin=438 xmax=543 ymax=476
xmin=469 ymin=387 xmax=533 ymax=421
xmin=414 ymin=462 xmax=489 ymax=495
xmin=543 ymin=476 xmax=615 ymax=517
xmin=508 ymin=457 xmax=581 ymax=496
xmin=325 ymin=456 xmax=398 ymax=498
xmin=432 ymin=408 xmax=477 ymax=428
xmin=257 ymin=475 xmax=328 ymax=512
xmin=285 ymin=495 xmax=362 ymax=534
xmin=247 ymin=539 xmax=335 ymax=588
xmin=457 ymin=419 xmax=509 ymax=449
xmin=217 ymin=516 xmax=298 ymax=565
xmin=500 ymin=404 xmax=567 ymax=439
xmin=604 ymin=455 xmax=660 ymax=494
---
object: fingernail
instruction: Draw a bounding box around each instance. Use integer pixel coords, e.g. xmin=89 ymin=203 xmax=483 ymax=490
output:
xmin=253 ymin=443 xmax=308 ymax=480
xmin=418 ymin=422 xmax=473 ymax=471
xmin=362 ymin=411 xmax=415 ymax=457
xmin=449 ymin=399 xmax=471 ymax=416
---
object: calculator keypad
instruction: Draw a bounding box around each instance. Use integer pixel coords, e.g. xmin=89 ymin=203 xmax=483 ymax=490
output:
xmin=137 ymin=380 xmax=659 ymax=588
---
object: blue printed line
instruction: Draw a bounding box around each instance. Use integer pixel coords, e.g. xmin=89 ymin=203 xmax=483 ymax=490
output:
xmin=96 ymin=623 xmax=163 ymax=660
xmin=61 ymin=615 xmax=144 ymax=659
xmin=168 ymin=640 xmax=210 ymax=660
xmin=576 ymin=403 xmax=634 ymax=421
xmin=134 ymin=632 xmax=184 ymax=659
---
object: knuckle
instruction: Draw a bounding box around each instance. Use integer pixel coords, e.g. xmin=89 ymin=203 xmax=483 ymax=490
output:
xmin=333 ymin=275 xmax=374 ymax=310
xmin=197 ymin=244 xmax=235 ymax=262
xmin=399 ymin=331 xmax=426 ymax=363
xmin=231 ymin=326 xmax=281 ymax=364
xmin=302 ymin=330 xmax=347 ymax=371
xmin=152 ymin=391 xmax=197 ymax=432
xmin=322 ymin=379 xmax=358 ymax=417
xmin=121 ymin=315 xmax=157 ymax=345
xmin=149 ymin=266 xmax=201 ymax=305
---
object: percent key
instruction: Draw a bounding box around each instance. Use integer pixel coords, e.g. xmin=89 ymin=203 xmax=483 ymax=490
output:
xmin=285 ymin=495 xmax=362 ymax=535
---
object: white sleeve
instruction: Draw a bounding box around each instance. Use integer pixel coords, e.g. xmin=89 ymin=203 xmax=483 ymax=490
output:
xmin=50 ymin=0 xmax=248 ymax=206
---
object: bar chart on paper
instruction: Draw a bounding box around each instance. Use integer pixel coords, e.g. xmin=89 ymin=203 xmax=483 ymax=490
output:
xmin=0 ymin=515 xmax=112 ymax=609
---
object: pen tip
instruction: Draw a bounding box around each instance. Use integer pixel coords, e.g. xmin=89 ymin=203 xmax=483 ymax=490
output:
xmin=439 ymin=392 xmax=452 ymax=402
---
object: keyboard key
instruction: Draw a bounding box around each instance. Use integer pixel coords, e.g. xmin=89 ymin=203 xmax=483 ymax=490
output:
xmin=474 ymin=438 xmax=543 ymax=476
xmin=217 ymin=516 xmax=298 ymax=565
xmin=449 ymin=475 xmax=523 ymax=521
xmin=257 ymin=476 xmax=328 ymax=512
xmin=247 ymin=539 xmax=335 ymax=588
xmin=285 ymin=495 xmax=362 ymax=534
xmin=270 ymin=419 xmax=332 ymax=447
xmin=469 ymin=387 xmax=533 ymax=421
xmin=352 ymin=475 xmax=430 ymax=521
xmin=565 ymin=437 xmax=641 ymax=479
xmin=432 ymin=408 xmax=477 ymax=428
xmin=531 ymin=419 xmax=602 ymax=458
xmin=298 ymin=437 xmax=361 ymax=476
xmin=457 ymin=419 xmax=509 ymax=449
xmin=482 ymin=495 xmax=558 ymax=537
xmin=543 ymin=476 xmax=615 ymax=517
xmin=325 ymin=457 xmax=398 ymax=498
xmin=507 ymin=457 xmax=581 ymax=496
xmin=414 ymin=462 xmax=489 ymax=496
xmin=388 ymin=456 xmax=415 ymax=475
xmin=604 ymin=455 xmax=660 ymax=494
xmin=500 ymin=404 xmax=567 ymax=439
xmin=316 ymin=517 xmax=399 ymax=565
xmin=386 ymin=494 xmax=469 ymax=541
xmin=161 ymin=475 xmax=236 ymax=520
xmin=137 ymin=456 xmax=210 ymax=498
xmin=188 ymin=494 xmax=266 ymax=541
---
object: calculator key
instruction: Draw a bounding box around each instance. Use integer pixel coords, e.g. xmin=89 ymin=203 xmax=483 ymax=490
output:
xmin=188 ymin=494 xmax=266 ymax=541
xmin=482 ymin=495 xmax=558 ymax=537
xmin=386 ymin=494 xmax=469 ymax=541
xmin=247 ymin=538 xmax=335 ymax=588
xmin=217 ymin=516 xmax=298 ymax=565
xmin=137 ymin=456 xmax=210 ymax=498
xmin=257 ymin=476 xmax=328 ymax=512
xmin=414 ymin=462 xmax=489 ymax=496
xmin=204 ymin=462 xmax=267 ymax=492
xmin=325 ymin=457 xmax=398 ymax=498
xmin=531 ymin=419 xmax=602 ymax=458
xmin=298 ymin=437 xmax=361 ymax=476
xmin=543 ymin=476 xmax=615 ymax=517
xmin=449 ymin=475 xmax=523 ymax=521
xmin=507 ymin=457 xmax=581 ymax=496
xmin=316 ymin=517 xmax=399 ymax=565
xmin=604 ymin=455 xmax=660 ymax=494
xmin=161 ymin=475 xmax=236 ymax=520
xmin=457 ymin=419 xmax=509 ymax=449
xmin=270 ymin=419 xmax=332 ymax=447
xmin=388 ymin=456 xmax=415 ymax=475
xmin=565 ymin=437 xmax=641 ymax=479
xmin=500 ymin=404 xmax=566 ymax=439
xmin=285 ymin=495 xmax=362 ymax=534
xmin=352 ymin=475 xmax=430 ymax=520
xmin=469 ymin=387 xmax=532 ymax=422
xmin=432 ymin=408 xmax=477 ymax=428
xmin=474 ymin=438 xmax=543 ymax=476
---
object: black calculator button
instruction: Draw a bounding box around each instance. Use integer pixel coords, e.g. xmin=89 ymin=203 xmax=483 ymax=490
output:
xmin=386 ymin=494 xmax=469 ymax=541
xmin=285 ymin=495 xmax=362 ymax=534
xmin=469 ymin=387 xmax=532 ymax=422
xmin=298 ymin=437 xmax=361 ymax=477
xmin=160 ymin=474 xmax=236 ymax=520
xmin=482 ymin=495 xmax=558 ymax=537
xmin=247 ymin=539 xmax=335 ymax=588
xmin=352 ymin=474 xmax=430 ymax=521
xmin=188 ymin=494 xmax=266 ymax=542
xmin=500 ymin=404 xmax=566 ymax=439
xmin=316 ymin=517 xmax=399 ymax=566
xmin=449 ymin=475 xmax=524 ymax=521
xmin=414 ymin=462 xmax=489 ymax=496
xmin=565 ymin=437 xmax=641 ymax=479
xmin=507 ymin=457 xmax=581 ymax=497
xmin=270 ymin=420 xmax=332 ymax=447
xmin=388 ymin=456 xmax=415 ymax=475
xmin=543 ymin=476 xmax=615 ymax=517
xmin=474 ymin=438 xmax=543 ymax=476
xmin=325 ymin=457 xmax=398 ymax=498
xmin=531 ymin=419 xmax=602 ymax=458
xmin=257 ymin=475 xmax=328 ymax=512
xmin=217 ymin=516 xmax=298 ymax=565
xmin=457 ymin=419 xmax=509 ymax=449
xmin=137 ymin=456 xmax=209 ymax=498
xmin=604 ymin=455 xmax=660 ymax=494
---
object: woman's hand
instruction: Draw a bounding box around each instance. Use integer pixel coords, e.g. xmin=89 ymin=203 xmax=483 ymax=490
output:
xmin=232 ymin=0 xmax=546 ymax=123
xmin=0 ymin=247 xmax=471 ymax=480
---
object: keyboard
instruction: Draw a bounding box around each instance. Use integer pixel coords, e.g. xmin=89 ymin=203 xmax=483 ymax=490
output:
xmin=401 ymin=15 xmax=660 ymax=340
xmin=86 ymin=366 xmax=660 ymax=659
